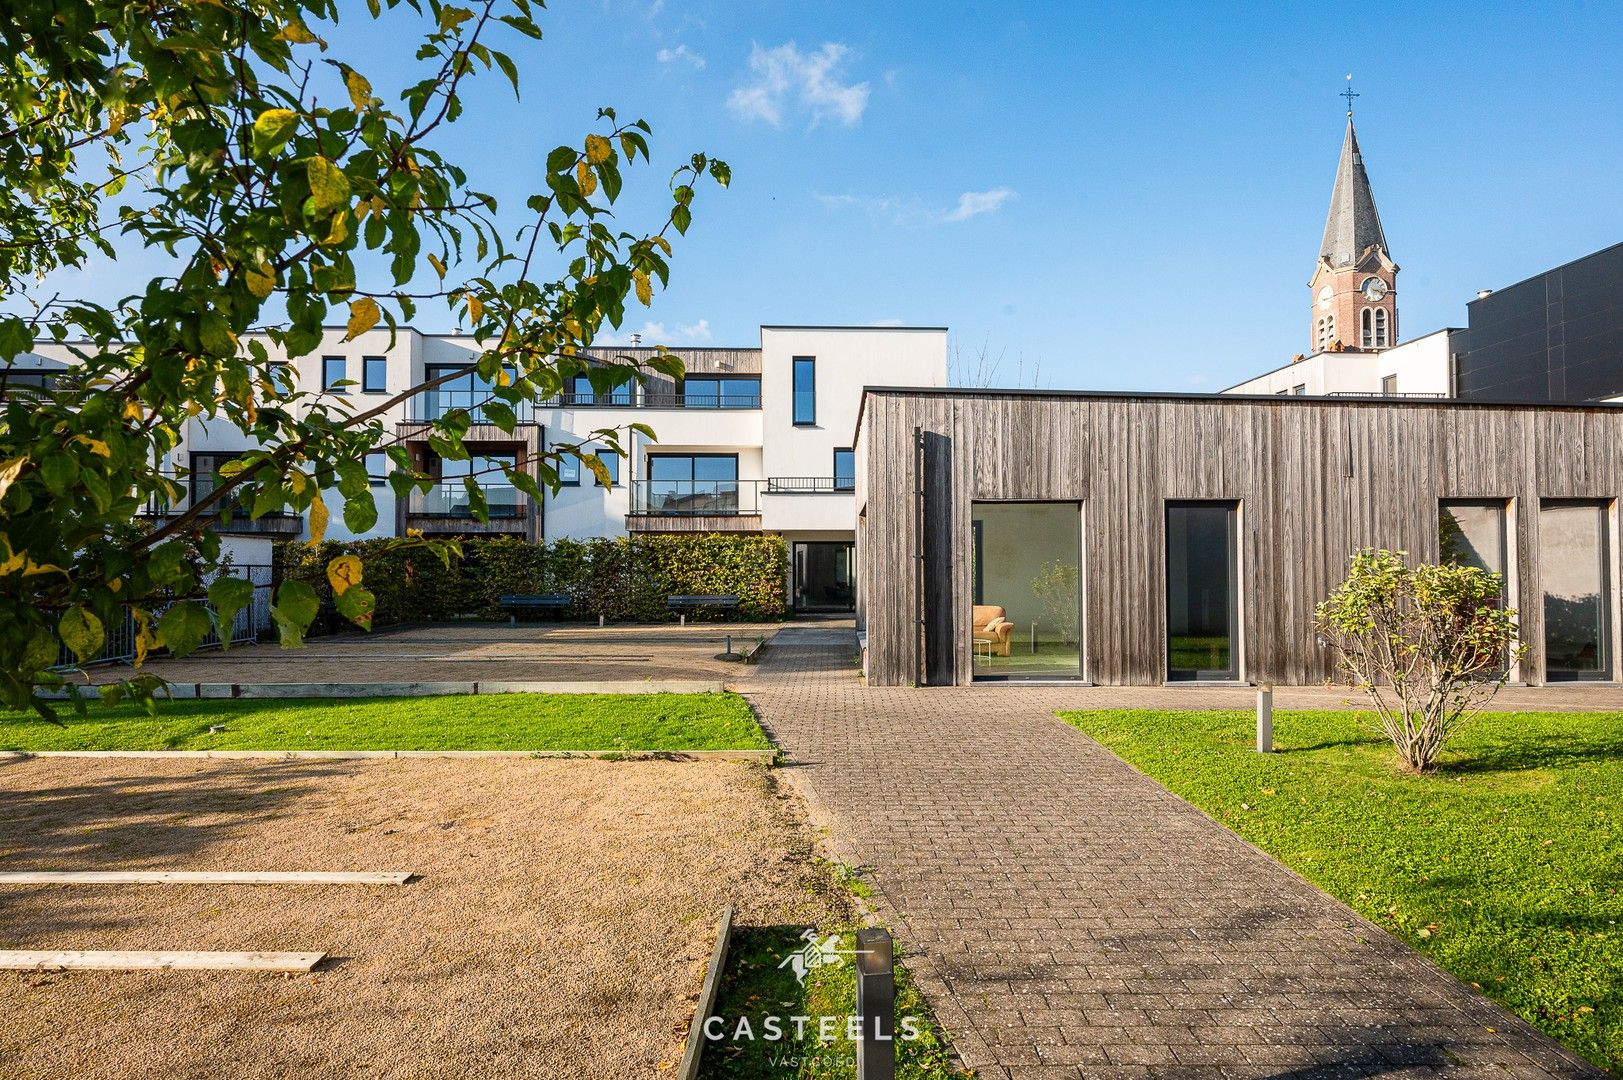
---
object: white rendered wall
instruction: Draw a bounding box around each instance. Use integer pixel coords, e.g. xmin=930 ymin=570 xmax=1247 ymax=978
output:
xmin=1223 ymin=329 xmax=1455 ymax=398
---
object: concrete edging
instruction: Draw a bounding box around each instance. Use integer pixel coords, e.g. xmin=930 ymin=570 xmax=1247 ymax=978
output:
xmin=0 ymin=749 xmax=778 ymax=764
xmin=677 ymin=905 xmax=734 ymax=1080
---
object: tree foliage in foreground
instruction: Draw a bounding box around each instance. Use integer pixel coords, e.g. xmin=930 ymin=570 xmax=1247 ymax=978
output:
xmin=1315 ymin=548 xmax=1526 ymax=772
xmin=0 ymin=0 xmax=728 ymax=715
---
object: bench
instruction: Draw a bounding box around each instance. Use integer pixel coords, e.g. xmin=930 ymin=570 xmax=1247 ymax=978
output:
xmin=499 ymin=593 xmax=572 ymax=625
xmin=666 ymin=594 xmax=738 ymax=626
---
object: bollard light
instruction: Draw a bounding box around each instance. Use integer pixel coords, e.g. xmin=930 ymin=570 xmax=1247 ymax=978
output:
xmin=854 ymin=928 xmax=895 ymax=1080
xmin=1256 ymin=685 xmax=1273 ymax=753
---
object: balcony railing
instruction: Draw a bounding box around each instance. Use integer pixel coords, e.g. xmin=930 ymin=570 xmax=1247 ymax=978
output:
xmin=1326 ymin=391 xmax=1449 ymax=399
xmin=142 ymin=475 xmax=303 ymax=534
xmin=406 ymin=481 xmax=525 ymax=518
xmin=765 ymin=476 xmax=855 ymax=494
xmin=540 ymin=391 xmax=761 ymax=409
xmin=629 ymin=479 xmax=762 ymax=516
xmin=406 ymin=388 xmax=536 ymax=424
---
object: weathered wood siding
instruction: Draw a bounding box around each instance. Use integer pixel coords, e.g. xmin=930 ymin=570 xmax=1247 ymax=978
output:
xmin=857 ymin=390 xmax=1623 ymax=687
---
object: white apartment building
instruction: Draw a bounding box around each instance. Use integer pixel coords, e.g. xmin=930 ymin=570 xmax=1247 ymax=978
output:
xmin=1221 ymin=328 xmax=1464 ymax=399
xmin=10 ymin=324 xmax=947 ymax=613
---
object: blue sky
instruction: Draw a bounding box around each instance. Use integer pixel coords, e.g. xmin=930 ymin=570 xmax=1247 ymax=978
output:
xmin=37 ymin=1 xmax=1623 ymax=391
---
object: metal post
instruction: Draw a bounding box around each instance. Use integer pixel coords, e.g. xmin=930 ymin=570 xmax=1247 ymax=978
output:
xmin=1256 ymin=686 xmax=1273 ymax=753
xmin=855 ymin=928 xmax=895 ymax=1080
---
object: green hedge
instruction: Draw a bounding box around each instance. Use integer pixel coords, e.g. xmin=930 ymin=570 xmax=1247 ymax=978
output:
xmin=277 ymin=533 xmax=789 ymax=626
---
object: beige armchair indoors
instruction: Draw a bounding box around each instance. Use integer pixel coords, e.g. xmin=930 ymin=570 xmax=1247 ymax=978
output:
xmin=971 ymin=605 xmax=1014 ymax=657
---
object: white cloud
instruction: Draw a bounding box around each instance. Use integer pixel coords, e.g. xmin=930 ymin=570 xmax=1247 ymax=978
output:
xmin=594 ymin=318 xmax=713 ymax=347
xmin=944 ymin=188 xmax=1018 ymax=222
xmin=815 ymin=187 xmax=1018 ymax=227
xmin=728 ymin=42 xmax=870 ymax=127
xmin=657 ymin=44 xmax=705 ymax=69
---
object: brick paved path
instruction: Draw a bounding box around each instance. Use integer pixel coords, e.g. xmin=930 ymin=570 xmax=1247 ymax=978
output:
xmin=746 ymin=627 xmax=1607 ymax=1080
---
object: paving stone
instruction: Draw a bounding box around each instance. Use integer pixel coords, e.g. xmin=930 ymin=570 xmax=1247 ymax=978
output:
xmin=746 ymin=627 xmax=1608 ymax=1079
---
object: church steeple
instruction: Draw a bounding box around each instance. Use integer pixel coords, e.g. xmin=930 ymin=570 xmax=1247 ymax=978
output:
xmin=1309 ymin=83 xmax=1398 ymax=354
xmin=1319 ymin=121 xmax=1388 ymax=270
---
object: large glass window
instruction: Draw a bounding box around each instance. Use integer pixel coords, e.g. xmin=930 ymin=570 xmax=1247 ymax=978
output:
xmin=646 ymin=453 xmax=739 ymax=514
xmin=792 ymin=357 xmax=816 ymax=425
xmin=833 ymin=448 xmax=855 ymax=491
xmin=565 ymin=372 xmax=632 ymax=405
xmin=1540 ymin=501 xmax=1611 ymax=680
xmin=794 ymin=541 xmax=854 ymax=612
xmin=682 ymin=375 xmax=760 ymax=408
xmin=1441 ymin=501 xmax=1508 ymax=579
xmin=423 ymin=452 xmax=521 ymax=518
xmin=1166 ymin=502 xmax=1239 ymax=681
xmin=424 ymin=364 xmax=519 ymax=422
xmin=970 ymin=501 xmax=1081 ymax=680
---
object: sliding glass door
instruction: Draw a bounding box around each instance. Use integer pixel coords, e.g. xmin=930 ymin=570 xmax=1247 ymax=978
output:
xmin=1166 ymin=502 xmax=1238 ymax=681
xmin=1540 ymin=501 xmax=1611 ymax=681
xmin=969 ymin=502 xmax=1081 ymax=680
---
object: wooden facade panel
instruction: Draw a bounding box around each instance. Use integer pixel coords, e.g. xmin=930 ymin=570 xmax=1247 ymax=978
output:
xmin=857 ymin=389 xmax=1623 ymax=687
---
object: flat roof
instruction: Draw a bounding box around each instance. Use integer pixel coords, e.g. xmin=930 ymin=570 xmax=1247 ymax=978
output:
xmin=1468 ymin=238 xmax=1623 ymax=303
xmin=759 ymin=324 xmax=948 ymax=332
xmin=852 ymin=383 xmax=1623 ymax=444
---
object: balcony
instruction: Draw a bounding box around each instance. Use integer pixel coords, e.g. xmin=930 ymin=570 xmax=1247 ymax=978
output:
xmin=1325 ymin=391 xmax=1449 ymax=399
xmin=404 ymin=480 xmax=532 ymax=536
xmin=405 ymin=388 xmax=537 ymax=424
xmin=626 ymin=480 xmax=763 ymax=533
xmin=142 ymin=496 xmax=304 ymax=537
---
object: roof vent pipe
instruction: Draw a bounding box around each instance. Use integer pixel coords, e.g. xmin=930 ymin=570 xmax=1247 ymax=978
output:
xmin=1477 ymin=289 xmax=1494 ymax=299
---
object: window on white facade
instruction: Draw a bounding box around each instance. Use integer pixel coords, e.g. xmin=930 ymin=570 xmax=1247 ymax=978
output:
xmin=594 ymin=450 xmax=619 ymax=487
xmin=1292 ymin=384 xmax=1307 ymax=396
xmin=322 ymin=356 xmax=346 ymax=391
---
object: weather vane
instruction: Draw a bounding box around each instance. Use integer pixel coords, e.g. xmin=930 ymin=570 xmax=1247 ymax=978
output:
xmin=1342 ymin=73 xmax=1359 ymax=117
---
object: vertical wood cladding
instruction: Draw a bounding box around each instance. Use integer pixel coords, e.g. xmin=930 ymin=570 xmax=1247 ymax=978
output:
xmin=857 ymin=391 xmax=1623 ymax=687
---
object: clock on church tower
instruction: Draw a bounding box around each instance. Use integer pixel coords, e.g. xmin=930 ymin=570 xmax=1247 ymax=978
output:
xmin=1309 ymin=92 xmax=1398 ymax=353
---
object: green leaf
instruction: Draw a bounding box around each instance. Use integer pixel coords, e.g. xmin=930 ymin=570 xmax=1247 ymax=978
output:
xmin=343 ymin=490 xmax=379 ymax=534
xmin=270 ymin=580 xmax=321 ymax=649
xmin=158 ymin=601 xmax=213 ymax=659
xmin=22 ymin=627 xmax=59 ymax=676
xmin=252 ymin=108 xmax=300 ymax=156
xmin=58 ymin=606 xmax=104 ymax=665
xmin=207 ymin=576 xmax=256 ymax=649
xmin=307 ymin=156 xmax=351 ymax=215
xmin=335 ymin=585 xmax=376 ymax=630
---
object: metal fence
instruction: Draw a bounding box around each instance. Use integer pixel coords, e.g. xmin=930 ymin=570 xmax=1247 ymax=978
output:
xmin=53 ymin=564 xmax=276 ymax=669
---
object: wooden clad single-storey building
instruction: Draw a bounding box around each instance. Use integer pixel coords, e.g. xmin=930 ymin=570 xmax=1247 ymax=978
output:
xmin=853 ymin=387 xmax=1623 ymax=687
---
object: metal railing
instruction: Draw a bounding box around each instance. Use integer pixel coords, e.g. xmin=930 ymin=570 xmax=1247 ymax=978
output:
xmin=629 ymin=479 xmax=762 ymax=516
xmin=765 ymin=476 xmax=854 ymax=494
xmin=539 ymin=390 xmax=761 ymax=409
xmin=406 ymin=388 xmax=536 ymax=424
xmin=406 ymin=480 xmax=525 ymax=518
xmin=1326 ymin=391 xmax=1449 ymax=399
xmin=53 ymin=564 xmax=275 ymax=669
xmin=142 ymin=474 xmax=303 ymax=534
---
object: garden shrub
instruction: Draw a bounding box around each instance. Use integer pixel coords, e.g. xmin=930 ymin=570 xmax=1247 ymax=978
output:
xmin=277 ymin=533 xmax=789 ymax=628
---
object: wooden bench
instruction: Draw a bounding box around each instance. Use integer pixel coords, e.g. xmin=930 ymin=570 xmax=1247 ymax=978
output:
xmin=499 ymin=593 xmax=572 ymax=625
xmin=666 ymin=594 xmax=738 ymax=626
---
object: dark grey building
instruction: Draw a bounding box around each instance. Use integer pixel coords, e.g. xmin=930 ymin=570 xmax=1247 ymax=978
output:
xmin=1457 ymin=241 xmax=1623 ymax=402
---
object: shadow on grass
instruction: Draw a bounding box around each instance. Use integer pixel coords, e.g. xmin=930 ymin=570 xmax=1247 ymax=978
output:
xmin=1445 ymin=731 xmax=1623 ymax=775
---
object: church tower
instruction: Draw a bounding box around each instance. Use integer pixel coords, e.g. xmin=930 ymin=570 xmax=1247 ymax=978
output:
xmin=1310 ymin=91 xmax=1398 ymax=353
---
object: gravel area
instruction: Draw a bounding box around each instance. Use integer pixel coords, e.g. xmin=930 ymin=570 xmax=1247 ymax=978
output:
xmin=0 ymin=756 xmax=836 ymax=1079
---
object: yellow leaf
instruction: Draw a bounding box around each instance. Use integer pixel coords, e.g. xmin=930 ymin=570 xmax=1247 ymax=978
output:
xmin=307 ymin=156 xmax=350 ymax=214
xmin=0 ymin=456 xmax=26 ymax=500
xmin=466 ymin=294 xmax=484 ymax=325
xmin=346 ymin=297 xmax=381 ymax=339
xmin=73 ymin=436 xmax=111 ymax=458
xmin=327 ymin=554 xmax=363 ymax=596
xmin=427 ymin=252 xmax=447 ymax=279
xmin=22 ymin=561 xmax=65 ymax=577
xmin=576 ymin=160 xmax=597 ymax=197
xmin=275 ymin=18 xmax=319 ymax=44
xmin=584 ymin=134 xmax=612 ymax=165
xmin=344 ymin=68 xmax=373 ymax=110
xmin=633 ymin=270 xmax=652 ymax=307
xmin=308 ymin=490 xmax=329 ymax=545
xmin=132 ymin=609 xmax=156 ymax=668
xmin=245 ymin=261 xmax=276 ymax=299
xmin=324 ymin=209 xmax=350 ymax=246
xmin=0 ymin=549 xmax=24 ymax=576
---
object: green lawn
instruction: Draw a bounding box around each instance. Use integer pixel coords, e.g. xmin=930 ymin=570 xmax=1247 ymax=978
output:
xmin=1 ymin=693 xmax=771 ymax=752
xmin=1061 ymin=708 xmax=1623 ymax=1072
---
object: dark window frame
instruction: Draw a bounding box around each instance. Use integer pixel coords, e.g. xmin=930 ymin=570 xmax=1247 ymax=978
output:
xmin=792 ymin=356 xmax=816 ymax=425
xmin=833 ymin=447 xmax=855 ymax=491
xmin=362 ymin=355 xmax=388 ymax=394
xmin=322 ymin=356 xmax=347 ymax=392
xmin=594 ymin=449 xmax=619 ymax=487
xmin=556 ymin=450 xmax=580 ymax=486
xmin=1164 ymin=500 xmax=1241 ymax=683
